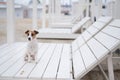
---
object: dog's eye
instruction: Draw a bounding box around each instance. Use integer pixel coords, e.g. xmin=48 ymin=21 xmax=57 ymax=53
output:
xmin=31 ymin=34 xmax=34 ymax=36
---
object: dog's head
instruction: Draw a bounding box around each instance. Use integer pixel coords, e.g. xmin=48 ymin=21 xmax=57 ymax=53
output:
xmin=25 ymin=30 xmax=39 ymax=41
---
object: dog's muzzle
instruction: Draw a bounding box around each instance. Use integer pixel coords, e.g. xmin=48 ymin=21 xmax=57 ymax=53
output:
xmin=28 ymin=37 xmax=31 ymax=41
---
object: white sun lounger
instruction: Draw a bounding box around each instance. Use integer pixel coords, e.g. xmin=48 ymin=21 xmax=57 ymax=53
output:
xmin=72 ymin=19 xmax=120 ymax=80
xmin=49 ymin=15 xmax=84 ymax=29
xmin=49 ymin=17 xmax=91 ymax=29
xmin=38 ymin=17 xmax=112 ymax=39
xmin=0 ymin=18 xmax=119 ymax=80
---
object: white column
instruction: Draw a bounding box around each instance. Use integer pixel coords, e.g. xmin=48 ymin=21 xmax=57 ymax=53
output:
xmin=7 ymin=0 xmax=15 ymax=43
xmin=55 ymin=0 xmax=61 ymax=16
xmin=32 ymin=0 xmax=37 ymax=29
xmin=86 ymin=0 xmax=89 ymax=17
xmin=107 ymin=53 xmax=115 ymax=80
xmin=99 ymin=0 xmax=102 ymax=17
xmin=42 ymin=0 xmax=46 ymax=28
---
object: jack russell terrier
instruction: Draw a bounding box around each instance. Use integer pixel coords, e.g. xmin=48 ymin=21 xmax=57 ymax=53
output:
xmin=24 ymin=30 xmax=39 ymax=63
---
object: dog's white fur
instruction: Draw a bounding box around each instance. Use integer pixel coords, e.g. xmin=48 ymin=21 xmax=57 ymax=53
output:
xmin=24 ymin=30 xmax=38 ymax=63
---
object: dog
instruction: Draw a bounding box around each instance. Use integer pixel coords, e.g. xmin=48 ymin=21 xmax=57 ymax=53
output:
xmin=24 ymin=30 xmax=39 ymax=63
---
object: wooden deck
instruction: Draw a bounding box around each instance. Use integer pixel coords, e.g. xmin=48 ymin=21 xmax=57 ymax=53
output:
xmin=0 ymin=43 xmax=72 ymax=80
xmin=0 ymin=19 xmax=120 ymax=80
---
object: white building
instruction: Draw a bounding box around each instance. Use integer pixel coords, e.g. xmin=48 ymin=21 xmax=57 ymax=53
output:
xmin=0 ymin=1 xmax=24 ymax=18
xmin=106 ymin=0 xmax=120 ymax=19
xmin=0 ymin=0 xmax=42 ymax=19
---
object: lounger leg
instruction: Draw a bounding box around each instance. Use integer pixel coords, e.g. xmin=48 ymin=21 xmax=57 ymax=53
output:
xmin=98 ymin=64 xmax=109 ymax=80
xmin=107 ymin=53 xmax=114 ymax=80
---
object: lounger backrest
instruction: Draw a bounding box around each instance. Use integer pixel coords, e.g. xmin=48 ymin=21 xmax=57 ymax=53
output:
xmin=72 ymin=17 xmax=112 ymax=52
xmin=72 ymin=19 xmax=120 ymax=80
xmin=72 ymin=17 xmax=91 ymax=33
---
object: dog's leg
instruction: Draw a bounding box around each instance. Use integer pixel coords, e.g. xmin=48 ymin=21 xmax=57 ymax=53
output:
xmin=24 ymin=54 xmax=28 ymax=62
xmin=28 ymin=53 xmax=31 ymax=63
xmin=31 ymin=55 xmax=35 ymax=61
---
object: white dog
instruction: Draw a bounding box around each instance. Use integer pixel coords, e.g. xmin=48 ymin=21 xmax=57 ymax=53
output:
xmin=24 ymin=30 xmax=39 ymax=63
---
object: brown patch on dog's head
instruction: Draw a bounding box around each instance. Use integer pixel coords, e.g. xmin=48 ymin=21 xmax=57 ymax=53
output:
xmin=34 ymin=30 xmax=39 ymax=35
xmin=25 ymin=30 xmax=39 ymax=41
xmin=25 ymin=30 xmax=29 ymax=35
xmin=31 ymin=30 xmax=39 ymax=39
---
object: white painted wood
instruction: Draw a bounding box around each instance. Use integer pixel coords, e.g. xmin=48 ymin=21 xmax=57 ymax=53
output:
xmin=80 ymin=44 xmax=97 ymax=69
xmin=102 ymin=26 xmax=120 ymax=39
xmin=39 ymin=28 xmax=71 ymax=34
xmin=15 ymin=43 xmax=48 ymax=78
xmin=0 ymin=47 xmax=26 ymax=75
xmin=94 ymin=32 xmax=119 ymax=50
xmin=87 ymin=38 xmax=109 ymax=60
xmin=38 ymin=17 xmax=91 ymax=39
xmin=86 ymin=0 xmax=89 ymax=17
xmin=109 ymin=19 xmax=120 ymax=28
xmin=7 ymin=0 xmax=15 ymax=43
xmin=0 ymin=43 xmax=20 ymax=58
xmin=29 ymin=44 xmax=56 ymax=78
xmin=0 ymin=45 xmax=25 ymax=66
xmin=72 ymin=17 xmax=90 ymax=33
xmin=43 ymin=44 xmax=63 ymax=78
xmin=2 ymin=43 xmax=42 ymax=78
xmin=2 ymin=57 xmax=26 ymax=77
xmin=87 ymin=26 xmax=99 ymax=36
xmin=93 ymin=21 xmax=106 ymax=29
xmin=72 ymin=50 xmax=86 ymax=78
xmin=42 ymin=0 xmax=46 ymax=28
xmin=76 ymin=35 xmax=85 ymax=48
xmin=82 ymin=31 xmax=91 ymax=41
xmin=32 ymin=0 xmax=37 ymax=29
xmin=72 ymin=40 xmax=78 ymax=52
xmin=98 ymin=64 xmax=109 ymax=80
xmin=97 ymin=17 xmax=112 ymax=23
xmin=38 ymin=33 xmax=79 ymax=39
xmin=55 ymin=0 xmax=61 ymax=16
xmin=57 ymin=44 xmax=71 ymax=79
xmin=0 ymin=44 xmax=8 ymax=49
xmin=107 ymin=54 xmax=115 ymax=80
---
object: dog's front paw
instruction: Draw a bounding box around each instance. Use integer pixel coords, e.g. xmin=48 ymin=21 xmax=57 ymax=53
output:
xmin=24 ymin=57 xmax=28 ymax=62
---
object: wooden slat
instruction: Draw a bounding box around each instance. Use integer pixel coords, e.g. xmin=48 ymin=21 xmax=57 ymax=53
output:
xmin=2 ymin=43 xmax=43 ymax=78
xmin=82 ymin=31 xmax=91 ymax=41
xmin=102 ymin=26 xmax=120 ymax=39
xmin=98 ymin=17 xmax=112 ymax=23
xmin=87 ymin=26 xmax=99 ymax=36
xmin=72 ymin=40 xmax=78 ymax=52
xmin=29 ymin=44 xmax=56 ymax=79
xmin=1 ymin=57 xmax=25 ymax=77
xmin=109 ymin=19 xmax=120 ymax=28
xmin=0 ymin=47 xmax=26 ymax=75
xmin=80 ymin=44 xmax=97 ymax=69
xmin=42 ymin=44 xmax=63 ymax=79
xmin=0 ymin=44 xmax=25 ymax=66
xmin=76 ymin=35 xmax=85 ymax=48
xmin=0 ymin=43 xmax=22 ymax=58
xmin=93 ymin=21 xmax=106 ymax=29
xmin=15 ymin=43 xmax=48 ymax=78
xmin=72 ymin=50 xmax=86 ymax=78
xmin=0 ymin=44 xmax=8 ymax=49
xmin=57 ymin=44 xmax=71 ymax=79
xmin=94 ymin=32 xmax=119 ymax=50
xmin=87 ymin=38 xmax=109 ymax=60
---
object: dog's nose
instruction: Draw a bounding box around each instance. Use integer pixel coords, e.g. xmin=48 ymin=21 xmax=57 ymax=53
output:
xmin=28 ymin=38 xmax=31 ymax=41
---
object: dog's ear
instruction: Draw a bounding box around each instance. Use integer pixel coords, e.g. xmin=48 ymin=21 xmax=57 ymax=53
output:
xmin=25 ymin=30 xmax=29 ymax=34
xmin=34 ymin=30 xmax=39 ymax=34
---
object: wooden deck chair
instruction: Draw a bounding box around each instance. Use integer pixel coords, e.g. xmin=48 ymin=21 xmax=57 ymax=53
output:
xmin=0 ymin=18 xmax=120 ymax=80
xmin=38 ymin=17 xmax=111 ymax=39
xmin=49 ymin=15 xmax=84 ymax=29
xmin=72 ymin=19 xmax=120 ymax=80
